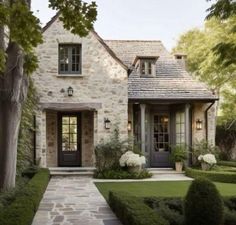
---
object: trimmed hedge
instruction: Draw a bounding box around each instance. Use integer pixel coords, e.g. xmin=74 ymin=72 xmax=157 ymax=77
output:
xmin=0 ymin=168 xmax=50 ymax=225
xmin=184 ymin=178 xmax=224 ymax=225
xmin=145 ymin=196 xmax=236 ymax=225
xmin=185 ymin=167 xmax=236 ymax=183
xmin=218 ymin=161 xmax=236 ymax=168
xmin=109 ymin=191 xmax=169 ymax=225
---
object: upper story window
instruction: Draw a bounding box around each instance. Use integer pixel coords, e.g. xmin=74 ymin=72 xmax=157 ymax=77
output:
xmin=133 ymin=56 xmax=158 ymax=77
xmin=140 ymin=59 xmax=155 ymax=76
xmin=59 ymin=44 xmax=81 ymax=74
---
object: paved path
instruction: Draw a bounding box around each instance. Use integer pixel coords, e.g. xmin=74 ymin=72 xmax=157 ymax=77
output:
xmin=32 ymin=176 xmax=121 ymax=225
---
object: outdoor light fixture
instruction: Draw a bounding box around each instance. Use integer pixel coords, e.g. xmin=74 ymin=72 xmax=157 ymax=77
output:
xmin=67 ymin=86 xmax=73 ymax=97
xmin=196 ymin=119 xmax=203 ymax=130
xmin=104 ymin=118 xmax=111 ymax=129
xmin=128 ymin=121 xmax=132 ymax=131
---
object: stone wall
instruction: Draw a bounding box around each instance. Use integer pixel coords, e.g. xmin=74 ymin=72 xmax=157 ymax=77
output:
xmin=33 ymin=18 xmax=128 ymax=167
xmin=192 ymin=103 xmax=216 ymax=145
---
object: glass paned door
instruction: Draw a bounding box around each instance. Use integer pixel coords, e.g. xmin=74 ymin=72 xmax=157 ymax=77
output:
xmin=58 ymin=114 xmax=81 ymax=166
xmin=151 ymin=114 xmax=171 ymax=167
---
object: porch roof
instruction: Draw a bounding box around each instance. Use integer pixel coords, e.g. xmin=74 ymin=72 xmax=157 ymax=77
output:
xmin=40 ymin=102 xmax=102 ymax=111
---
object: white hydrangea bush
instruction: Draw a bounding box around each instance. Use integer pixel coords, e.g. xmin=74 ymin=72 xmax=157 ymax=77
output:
xmin=119 ymin=151 xmax=146 ymax=167
xmin=198 ymin=153 xmax=217 ymax=165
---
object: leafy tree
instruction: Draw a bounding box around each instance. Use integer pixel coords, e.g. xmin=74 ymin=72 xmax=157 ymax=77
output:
xmin=0 ymin=0 xmax=97 ymax=190
xmin=173 ymin=17 xmax=236 ymax=125
xmin=206 ymin=0 xmax=236 ymax=67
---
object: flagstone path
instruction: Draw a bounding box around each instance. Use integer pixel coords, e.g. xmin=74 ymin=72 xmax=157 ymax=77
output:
xmin=32 ymin=176 xmax=121 ymax=225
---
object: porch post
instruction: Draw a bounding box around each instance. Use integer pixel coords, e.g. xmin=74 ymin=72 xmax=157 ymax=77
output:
xmin=185 ymin=104 xmax=191 ymax=165
xmin=140 ymin=104 xmax=146 ymax=153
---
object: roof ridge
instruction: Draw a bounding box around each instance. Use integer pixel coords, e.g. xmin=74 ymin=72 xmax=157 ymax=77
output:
xmin=105 ymin=39 xmax=162 ymax=43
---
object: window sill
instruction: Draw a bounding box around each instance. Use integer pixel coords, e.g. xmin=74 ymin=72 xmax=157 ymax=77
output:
xmin=57 ymin=74 xmax=84 ymax=78
xmin=140 ymin=75 xmax=155 ymax=78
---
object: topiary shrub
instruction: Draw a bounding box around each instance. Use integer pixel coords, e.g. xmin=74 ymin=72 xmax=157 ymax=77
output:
xmin=184 ymin=178 xmax=224 ymax=225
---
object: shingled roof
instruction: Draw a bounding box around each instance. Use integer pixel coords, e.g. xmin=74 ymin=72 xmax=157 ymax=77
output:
xmin=105 ymin=40 xmax=218 ymax=101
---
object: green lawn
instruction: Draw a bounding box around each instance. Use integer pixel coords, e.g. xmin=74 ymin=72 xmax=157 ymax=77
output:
xmin=95 ymin=181 xmax=236 ymax=200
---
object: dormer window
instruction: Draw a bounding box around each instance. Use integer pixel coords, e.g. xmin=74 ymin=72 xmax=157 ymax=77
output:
xmin=133 ymin=56 xmax=158 ymax=77
xmin=59 ymin=44 xmax=81 ymax=74
xmin=140 ymin=59 xmax=155 ymax=75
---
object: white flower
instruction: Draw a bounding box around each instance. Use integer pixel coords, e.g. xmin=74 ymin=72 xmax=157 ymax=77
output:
xmin=202 ymin=154 xmax=217 ymax=165
xmin=198 ymin=155 xmax=204 ymax=161
xmin=119 ymin=151 xmax=146 ymax=167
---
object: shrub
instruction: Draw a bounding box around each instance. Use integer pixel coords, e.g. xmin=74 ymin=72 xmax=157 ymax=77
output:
xmin=223 ymin=207 xmax=236 ymax=225
xmin=95 ymin=128 xmax=128 ymax=172
xmin=185 ymin=167 xmax=236 ymax=183
xmin=184 ymin=178 xmax=224 ymax=225
xmin=0 ymin=169 xmax=50 ymax=225
xmin=145 ymin=197 xmax=184 ymax=225
xmin=170 ymin=145 xmax=188 ymax=163
xmin=218 ymin=160 xmax=236 ymax=168
xmin=94 ymin=168 xmax=152 ymax=179
xmin=192 ymin=140 xmax=220 ymax=165
xmin=109 ymin=191 xmax=169 ymax=225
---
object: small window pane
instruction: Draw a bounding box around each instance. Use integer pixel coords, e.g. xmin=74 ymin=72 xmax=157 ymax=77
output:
xmin=62 ymin=117 xmax=69 ymax=124
xmin=62 ymin=125 xmax=69 ymax=134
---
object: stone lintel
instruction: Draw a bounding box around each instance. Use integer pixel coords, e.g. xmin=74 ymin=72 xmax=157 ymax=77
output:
xmin=40 ymin=102 xmax=102 ymax=111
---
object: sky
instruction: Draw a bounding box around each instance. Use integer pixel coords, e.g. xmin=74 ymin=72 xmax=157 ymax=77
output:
xmin=31 ymin=0 xmax=213 ymax=51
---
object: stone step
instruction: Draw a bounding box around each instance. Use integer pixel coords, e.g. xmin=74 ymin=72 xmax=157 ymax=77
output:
xmin=50 ymin=171 xmax=94 ymax=176
xmin=49 ymin=167 xmax=96 ymax=176
xmin=146 ymin=168 xmax=184 ymax=174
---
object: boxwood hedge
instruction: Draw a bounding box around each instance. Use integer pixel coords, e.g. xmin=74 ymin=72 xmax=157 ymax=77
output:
xmin=185 ymin=167 xmax=236 ymax=183
xmin=109 ymin=191 xmax=169 ymax=225
xmin=218 ymin=161 xmax=236 ymax=168
xmin=0 ymin=168 xmax=50 ymax=225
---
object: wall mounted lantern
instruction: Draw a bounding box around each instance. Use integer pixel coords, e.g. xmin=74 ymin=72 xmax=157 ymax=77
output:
xmin=196 ymin=119 xmax=203 ymax=130
xmin=128 ymin=121 xmax=132 ymax=131
xmin=104 ymin=118 xmax=111 ymax=129
xmin=67 ymin=86 xmax=73 ymax=97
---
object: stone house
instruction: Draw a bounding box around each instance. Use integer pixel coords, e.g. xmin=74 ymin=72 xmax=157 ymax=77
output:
xmin=33 ymin=15 xmax=218 ymax=168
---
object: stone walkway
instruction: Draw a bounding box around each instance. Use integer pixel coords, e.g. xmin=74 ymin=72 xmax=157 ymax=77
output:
xmin=32 ymin=176 xmax=121 ymax=225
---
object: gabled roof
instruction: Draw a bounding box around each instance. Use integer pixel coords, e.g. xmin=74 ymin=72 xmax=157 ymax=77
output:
xmin=105 ymin=40 xmax=218 ymax=101
xmin=42 ymin=13 xmax=128 ymax=71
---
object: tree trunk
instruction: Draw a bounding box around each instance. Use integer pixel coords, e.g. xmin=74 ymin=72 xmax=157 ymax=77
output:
xmin=0 ymin=43 xmax=28 ymax=190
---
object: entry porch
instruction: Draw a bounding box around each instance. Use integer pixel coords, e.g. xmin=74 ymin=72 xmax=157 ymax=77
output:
xmin=128 ymin=100 xmax=216 ymax=168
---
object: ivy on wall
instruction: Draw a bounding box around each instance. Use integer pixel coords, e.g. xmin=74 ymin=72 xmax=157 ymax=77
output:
xmin=17 ymin=78 xmax=38 ymax=176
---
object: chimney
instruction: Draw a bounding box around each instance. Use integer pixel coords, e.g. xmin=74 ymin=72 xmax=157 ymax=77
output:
xmin=174 ymin=53 xmax=187 ymax=70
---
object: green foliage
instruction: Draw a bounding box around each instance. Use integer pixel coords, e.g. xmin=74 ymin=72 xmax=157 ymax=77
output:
xmin=218 ymin=160 xmax=236 ymax=167
xmin=17 ymin=79 xmax=38 ymax=175
xmin=185 ymin=167 xmax=236 ymax=183
xmin=95 ymin=128 xmax=128 ymax=172
xmin=0 ymin=169 xmax=49 ymax=225
xmin=49 ymin=0 xmax=97 ymax=36
xmin=94 ymin=169 xmax=152 ymax=179
xmin=145 ymin=197 xmax=184 ymax=225
xmin=145 ymin=196 xmax=236 ymax=225
xmin=192 ymin=139 xmax=219 ymax=164
xmin=184 ymin=178 xmax=224 ymax=225
xmin=108 ymin=191 xmax=169 ymax=225
xmin=170 ymin=145 xmax=188 ymax=163
xmin=206 ymin=1 xmax=236 ymax=67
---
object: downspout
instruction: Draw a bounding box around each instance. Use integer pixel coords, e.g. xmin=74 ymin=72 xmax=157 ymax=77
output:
xmin=205 ymin=101 xmax=215 ymax=143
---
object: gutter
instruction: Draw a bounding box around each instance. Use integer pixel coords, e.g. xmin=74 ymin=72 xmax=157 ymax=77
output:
xmin=205 ymin=101 xmax=215 ymax=142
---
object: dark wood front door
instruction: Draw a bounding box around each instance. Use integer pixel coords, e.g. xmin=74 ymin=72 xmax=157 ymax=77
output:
xmin=151 ymin=114 xmax=171 ymax=167
xmin=58 ymin=113 xmax=81 ymax=166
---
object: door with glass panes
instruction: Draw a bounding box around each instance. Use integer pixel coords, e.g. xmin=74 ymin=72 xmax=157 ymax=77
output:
xmin=58 ymin=113 xmax=81 ymax=166
xmin=151 ymin=114 xmax=171 ymax=167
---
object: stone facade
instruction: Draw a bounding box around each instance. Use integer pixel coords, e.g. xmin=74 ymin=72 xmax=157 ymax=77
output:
xmin=33 ymin=18 xmax=128 ymax=167
xmin=33 ymin=16 xmax=217 ymax=168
